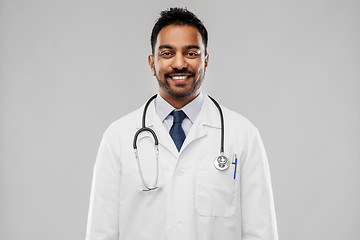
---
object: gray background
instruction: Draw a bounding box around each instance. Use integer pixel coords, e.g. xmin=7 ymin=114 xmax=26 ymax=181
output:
xmin=1 ymin=0 xmax=359 ymax=239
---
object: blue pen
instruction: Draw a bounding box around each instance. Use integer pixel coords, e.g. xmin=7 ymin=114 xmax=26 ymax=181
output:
xmin=232 ymin=154 xmax=238 ymax=179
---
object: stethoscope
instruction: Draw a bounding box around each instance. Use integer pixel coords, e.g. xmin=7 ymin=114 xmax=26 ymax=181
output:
xmin=133 ymin=94 xmax=229 ymax=191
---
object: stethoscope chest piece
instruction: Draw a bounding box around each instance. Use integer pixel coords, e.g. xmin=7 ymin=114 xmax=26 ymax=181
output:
xmin=214 ymin=154 xmax=229 ymax=171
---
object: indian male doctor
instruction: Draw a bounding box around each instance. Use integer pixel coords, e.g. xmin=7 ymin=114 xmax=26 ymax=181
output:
xmin=86 ymin=7 xmax=278 ymax=240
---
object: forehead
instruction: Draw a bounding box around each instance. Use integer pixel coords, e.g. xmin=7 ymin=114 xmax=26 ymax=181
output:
xmin=155 ymin=24 xmax=204 ymax=49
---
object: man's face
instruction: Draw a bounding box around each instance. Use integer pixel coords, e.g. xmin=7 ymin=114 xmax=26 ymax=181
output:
xmin=148 ymin=24 xmax=209 ymax=102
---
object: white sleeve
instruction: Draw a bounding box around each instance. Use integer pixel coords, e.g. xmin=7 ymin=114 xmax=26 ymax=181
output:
xmin=240 ymin=128 xmax=279 ymax=240
xmin=86 ymin=133 xmax=121 ymax=240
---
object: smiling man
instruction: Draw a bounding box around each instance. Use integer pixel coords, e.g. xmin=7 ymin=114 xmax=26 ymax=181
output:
xmin=86 ymin=8 xmax=278 ymax=240
xmin=149 ymin=23 xmax=208 ymax=109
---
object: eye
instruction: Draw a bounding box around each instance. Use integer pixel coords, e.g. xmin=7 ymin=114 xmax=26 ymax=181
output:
xmin=159 ymin=51 xmax=173 ymax=58
xmin=186 ymin=51 xmax=199 ymax=58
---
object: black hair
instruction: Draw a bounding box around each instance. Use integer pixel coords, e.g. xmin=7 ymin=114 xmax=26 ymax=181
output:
xmin=150 ymin=7 xmax=208 ymax=54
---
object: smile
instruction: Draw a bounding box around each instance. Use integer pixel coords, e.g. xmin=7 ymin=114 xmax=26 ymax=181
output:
xmin=171 ymin=76 xmax=188 ymax=80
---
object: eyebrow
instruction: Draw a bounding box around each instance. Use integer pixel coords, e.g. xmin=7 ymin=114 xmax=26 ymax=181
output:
xmin=158 ymin=44 xmax=173 ymax=50
xmin=185 ymin=45 xmax=200 ymax=50
xmin=158 ymin=44 xmax=200 ymax=50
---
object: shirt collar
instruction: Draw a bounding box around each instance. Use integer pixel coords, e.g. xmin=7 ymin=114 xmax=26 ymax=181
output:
xmin=155 ymin=92 xmax=204 ymax=124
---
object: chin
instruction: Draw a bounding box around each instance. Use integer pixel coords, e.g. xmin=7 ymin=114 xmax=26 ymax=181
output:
xmin=169 ymin=88 xmax=198 ymax=98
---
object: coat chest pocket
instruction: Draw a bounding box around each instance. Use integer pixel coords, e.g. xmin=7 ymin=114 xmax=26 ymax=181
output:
xmin=196 ymin=166 xmax=239 ymax=217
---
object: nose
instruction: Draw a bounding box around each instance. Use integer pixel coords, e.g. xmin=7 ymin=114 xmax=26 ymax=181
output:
xmin=171 ymin=53 xmax=187 ymax=70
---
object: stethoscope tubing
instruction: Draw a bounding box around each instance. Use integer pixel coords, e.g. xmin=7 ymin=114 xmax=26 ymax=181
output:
xmin=133 ymin=94 xmax=227 ymax=191
xmin=133 ymin=94 xmax=158 ymax=150
xmin=208 ymin=95 xmax=225 ymax=154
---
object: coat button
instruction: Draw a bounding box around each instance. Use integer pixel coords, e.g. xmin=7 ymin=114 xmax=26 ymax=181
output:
xmin=175 ymin=169 xmax=185 ymax=176
xmin=175 ymin=221 xmax=184 ymax=232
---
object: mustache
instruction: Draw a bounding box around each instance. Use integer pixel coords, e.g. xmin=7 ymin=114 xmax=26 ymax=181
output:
xmin=164 ymin=69 xmax=195 ymax=78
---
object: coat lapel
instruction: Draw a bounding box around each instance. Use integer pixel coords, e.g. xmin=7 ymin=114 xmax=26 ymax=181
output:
xmin=180 ymin=95 xmax=221 ymax=153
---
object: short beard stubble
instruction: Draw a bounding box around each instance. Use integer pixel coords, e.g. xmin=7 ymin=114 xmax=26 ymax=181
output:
xmin=155 ymin=70 xmax=205 ymax=99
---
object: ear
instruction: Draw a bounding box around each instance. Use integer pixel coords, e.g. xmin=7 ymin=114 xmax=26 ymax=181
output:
xmin=148 ymin=55 xmax=155 ymax=76
xmin=204 ymin=53 xmax=209 ymax=68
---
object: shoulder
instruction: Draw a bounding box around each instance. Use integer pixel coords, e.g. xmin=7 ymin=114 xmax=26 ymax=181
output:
xmin=218 ymin=105 xmax=265 ymax=153
xmin=204 ymin=95 xmax=257 ymax=133
xmin=222 ymin=106 xmax=256 ymax=130
xmin=102 ymin=106 xmax=143 ymax=140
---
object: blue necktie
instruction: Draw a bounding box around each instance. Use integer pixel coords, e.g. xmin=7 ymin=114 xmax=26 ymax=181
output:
xmin=169 ymin=110 xmax=187 ymax=151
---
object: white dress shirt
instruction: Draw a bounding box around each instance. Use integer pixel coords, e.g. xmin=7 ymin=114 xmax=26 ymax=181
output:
xmin=154 ymin=92 xmax=204 ymax=136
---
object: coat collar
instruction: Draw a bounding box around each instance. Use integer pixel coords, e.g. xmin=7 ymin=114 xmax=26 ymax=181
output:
xmin=135 ymin=94 xmax=222 ymax=157
xmin=155 ymin=92 xmax=204 ymax=125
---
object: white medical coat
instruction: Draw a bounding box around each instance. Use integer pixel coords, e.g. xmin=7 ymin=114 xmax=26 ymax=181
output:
xmin=86 ymin=95 xmax=278 ymax=240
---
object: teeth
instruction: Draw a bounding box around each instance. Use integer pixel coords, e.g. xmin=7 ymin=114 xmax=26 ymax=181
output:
xmin=172 ymin=76 xmax=188 ymax=80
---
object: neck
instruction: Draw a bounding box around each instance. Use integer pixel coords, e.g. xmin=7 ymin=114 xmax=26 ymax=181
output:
xmin=159 ymin=91 xmax=200 ymax=109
